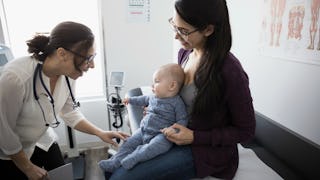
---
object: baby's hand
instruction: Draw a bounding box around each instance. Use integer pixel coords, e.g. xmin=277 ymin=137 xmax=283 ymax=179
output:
xmin=122 ymin=98 xmax=129 ymax=105
xmin=161 ymin=127 xmax=178 ymax=137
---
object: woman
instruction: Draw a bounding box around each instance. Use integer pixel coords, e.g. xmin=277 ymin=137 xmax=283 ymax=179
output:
xmin=109 ymin=0 xmax=255 ymax=179
xmin=0 ymin=21 xmax=129 ymax=180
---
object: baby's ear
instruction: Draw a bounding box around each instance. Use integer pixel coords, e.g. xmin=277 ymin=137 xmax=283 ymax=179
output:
xmin=169 ymin=81 xmax=178 ymax=91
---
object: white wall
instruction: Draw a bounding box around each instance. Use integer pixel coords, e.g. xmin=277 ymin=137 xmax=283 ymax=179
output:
xmin=101 ymin=0 xmax=174 ymax=96
xmin=227 ymin=0 xmax=320 ymax=145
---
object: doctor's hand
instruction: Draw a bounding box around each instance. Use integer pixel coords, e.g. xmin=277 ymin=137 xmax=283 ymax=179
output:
xmin=161 ymin=123 xmax=194 ymax=145
xmin=99 ymin=131 xmax=130 ymax=147
xmin=10 ymin=151 xmax=48 ymax=180
xmin=24 ymin=163 xmax=48 ymax=180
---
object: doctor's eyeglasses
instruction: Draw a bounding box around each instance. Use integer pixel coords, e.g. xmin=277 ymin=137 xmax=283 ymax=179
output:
xmin=168 ymin=17 xmax=199 ymax=39
xmin=64 ymin=48 xmax=96 ymax=65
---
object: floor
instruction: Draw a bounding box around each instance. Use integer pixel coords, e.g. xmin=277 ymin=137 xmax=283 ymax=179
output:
xmin=63 ymin=146 xmax=109 ymax=180
xmin=83 ymin=147 xmax=108 ymax=180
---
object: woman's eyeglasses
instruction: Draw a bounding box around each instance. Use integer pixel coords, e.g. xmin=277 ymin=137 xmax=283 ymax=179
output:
xmin=64 ymin=48 xmax=96 ymax=65
xmin=168 ymin=17 xmax=198 ymax=39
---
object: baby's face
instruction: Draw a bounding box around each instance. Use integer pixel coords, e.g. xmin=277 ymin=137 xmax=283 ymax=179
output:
xmin=152 ymin=70 xmax=173 ymax=98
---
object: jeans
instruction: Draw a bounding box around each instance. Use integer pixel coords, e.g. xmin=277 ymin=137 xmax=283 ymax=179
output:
xmin=109 ymin=145 xmax=196 ymax=180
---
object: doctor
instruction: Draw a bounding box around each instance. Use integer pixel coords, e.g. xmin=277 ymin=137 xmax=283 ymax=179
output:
xmin=0 ymin=21 xmax=129 ymax=180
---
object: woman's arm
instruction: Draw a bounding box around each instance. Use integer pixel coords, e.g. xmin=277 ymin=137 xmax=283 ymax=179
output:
xmin=10 ymin=150 xmax=48 ymax=180
xmin=74 ymin=120 xmax=130 ymax=147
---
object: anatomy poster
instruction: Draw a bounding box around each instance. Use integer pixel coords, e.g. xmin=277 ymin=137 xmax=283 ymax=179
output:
xmin=259 ymin=0 xmax=320 ymax=65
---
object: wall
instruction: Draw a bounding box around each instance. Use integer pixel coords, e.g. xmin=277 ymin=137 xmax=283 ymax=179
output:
xmin=227 ymin=0 xmax=320 ymax=145
xmin=0 ymin=19 xmax=4 ymax=44
xmin=101 ymin=0 xmax=174 ymax=96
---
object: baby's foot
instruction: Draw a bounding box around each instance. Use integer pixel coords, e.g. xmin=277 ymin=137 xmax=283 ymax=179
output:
xmin=98 ymin=159 xmax=120 ymax=172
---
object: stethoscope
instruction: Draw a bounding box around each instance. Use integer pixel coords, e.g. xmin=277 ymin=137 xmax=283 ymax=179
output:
xmin=33 ymin=62 xmax=80 ymax=127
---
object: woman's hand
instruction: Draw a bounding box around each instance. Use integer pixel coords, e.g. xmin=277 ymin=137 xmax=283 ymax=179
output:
xmin=10 ymin=150 xmax=48 ymax=180
xmin=25 ymin=164 xmax=48 ymax=180
xmin=98 ymin=131 xmax=130 ymax=147
xmin=74 ymin=120 xmax=130 ymax=148
xmin=161 ymin=123 xmax=194 ymax=145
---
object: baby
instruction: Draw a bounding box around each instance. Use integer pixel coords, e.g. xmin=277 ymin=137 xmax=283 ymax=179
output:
xmin=99 ymin=63 xmax=187 ymax=172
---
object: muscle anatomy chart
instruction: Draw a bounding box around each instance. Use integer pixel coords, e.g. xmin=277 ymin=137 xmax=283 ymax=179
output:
xmin=307 ymin=0 xmax=320 ymax=50
xmin=259 ymin=0 xmax=320 ymax=65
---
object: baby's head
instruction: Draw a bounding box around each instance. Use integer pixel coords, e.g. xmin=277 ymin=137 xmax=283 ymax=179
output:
xmin=152 ymin=63 xmax=185 ymax=98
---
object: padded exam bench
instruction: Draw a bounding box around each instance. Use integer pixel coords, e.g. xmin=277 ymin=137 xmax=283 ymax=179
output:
xmin=125 ymin=87 xmax=320 ymax=180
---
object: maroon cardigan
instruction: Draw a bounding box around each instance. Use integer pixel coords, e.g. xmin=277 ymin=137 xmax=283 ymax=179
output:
xmin=178 ymin=49 xmax=256 ymax=179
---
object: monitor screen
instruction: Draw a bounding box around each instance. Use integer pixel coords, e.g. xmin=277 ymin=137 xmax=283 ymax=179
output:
xmin=109 ymin=71 xmax=125 ymax=87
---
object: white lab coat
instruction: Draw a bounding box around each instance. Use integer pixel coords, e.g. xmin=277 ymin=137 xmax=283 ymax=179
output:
xmin=0 ymin=56 xmax=85 ymax=160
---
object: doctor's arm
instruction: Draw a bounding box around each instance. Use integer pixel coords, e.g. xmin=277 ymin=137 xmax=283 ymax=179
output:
xmin=0 ymin=73 xmax=48 ymax=179
xmin=60 ymin=81 xmax=130 ymax=147
xmin=10 ymin=150 xmax=48 ymax=180
xmin=73 ymin=119 xmax=130 ymax=147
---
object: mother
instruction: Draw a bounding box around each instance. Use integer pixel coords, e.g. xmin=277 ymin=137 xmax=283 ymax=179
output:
xmin=109 ymin=0 xmax=255 ymax=179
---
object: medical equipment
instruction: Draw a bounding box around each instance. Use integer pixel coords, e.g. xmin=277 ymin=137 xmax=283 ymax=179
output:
xmin=33 ymin=63 xmax=60 ymax=127
xmin=106 ymin=71 xmax=126 ymax=135
xmin=0 ymin=44 xmax=14 ymax=75
xmin=106 ymin=71 xmax=126 ymax=156
xmin=33 ymin=63 xmax=80 ymax=127
xmin=107 ymin=86 xmax=126 ymax=130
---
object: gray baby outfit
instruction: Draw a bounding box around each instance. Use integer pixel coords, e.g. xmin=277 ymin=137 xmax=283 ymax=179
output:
xmin=99 ymin=94 xmax=188 ymax=172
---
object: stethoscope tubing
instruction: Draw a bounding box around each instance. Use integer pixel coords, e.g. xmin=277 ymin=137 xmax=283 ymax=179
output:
xmin=33 ymin=63 xmax=80 ymax=127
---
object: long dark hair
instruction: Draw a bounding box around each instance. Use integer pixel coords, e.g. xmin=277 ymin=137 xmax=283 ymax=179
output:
xmin=26 ymin=21 xmax=94 ymax=62
xmin=175 ymin=0 xmax=232 ymax=120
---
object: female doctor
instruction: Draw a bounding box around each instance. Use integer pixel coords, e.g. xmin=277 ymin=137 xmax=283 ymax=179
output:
xmin=0 ymin=21 xmax=129 ymax=180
